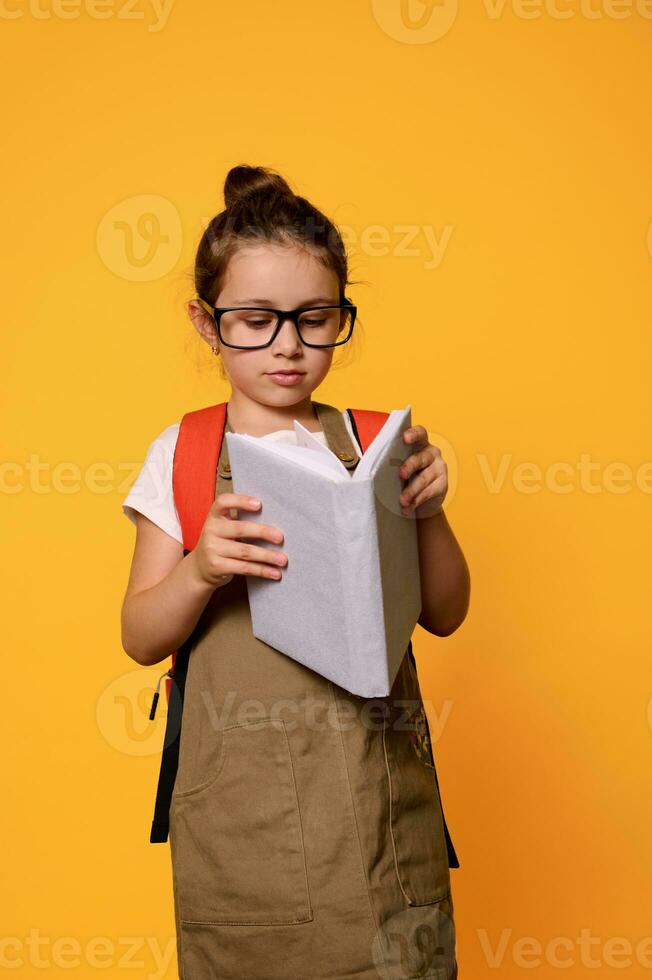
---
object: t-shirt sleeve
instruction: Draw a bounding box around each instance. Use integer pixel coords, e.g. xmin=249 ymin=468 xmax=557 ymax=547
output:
xmin=122 ymin=422 xmax=183 ymax=544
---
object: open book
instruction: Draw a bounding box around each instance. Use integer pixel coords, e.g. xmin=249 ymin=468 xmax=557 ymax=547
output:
xmin=225 ymin=405 xmax=421 ymax=697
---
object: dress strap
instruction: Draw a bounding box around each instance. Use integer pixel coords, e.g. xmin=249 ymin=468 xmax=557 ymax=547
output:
xmin=215 ymin=415 xmax=235 ymax=499
xmin=312 ymin=401 xmax=361 ymax=470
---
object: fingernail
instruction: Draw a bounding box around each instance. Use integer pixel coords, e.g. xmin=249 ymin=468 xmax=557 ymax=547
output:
xmin=250 ymin=498 xmax=261 ymax=506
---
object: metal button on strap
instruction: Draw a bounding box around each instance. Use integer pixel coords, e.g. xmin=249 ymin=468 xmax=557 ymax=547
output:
xmin=223 ymin=463 xmax=231 ymax=472
xmin=336 ymin=452 xmax=355 ymax=462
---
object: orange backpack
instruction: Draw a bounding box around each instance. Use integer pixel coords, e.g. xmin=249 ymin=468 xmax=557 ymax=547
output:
xmin=148 ymin=402 xmax=459 ymax=868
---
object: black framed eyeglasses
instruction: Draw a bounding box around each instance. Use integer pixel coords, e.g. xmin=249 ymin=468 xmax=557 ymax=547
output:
xmin=195 ymin=297 xmax=357 ymax=350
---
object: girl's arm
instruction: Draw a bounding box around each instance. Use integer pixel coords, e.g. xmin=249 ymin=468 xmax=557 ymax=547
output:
xmin=121 ymin=516 xmax=217 ymax=667
xmin=415 ymin=508 xmax=470 ymax=636
xmin=398 ymin=424 xmax=471 ymax=637
xmin=121 ymin=494 xmax=288 ymax=666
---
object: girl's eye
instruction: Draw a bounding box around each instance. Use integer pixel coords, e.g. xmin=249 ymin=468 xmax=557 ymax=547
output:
xmin=245 ymin=319 xmax=273 ymax=328
xmin=301 ymin=318 xmax=327 ymax=327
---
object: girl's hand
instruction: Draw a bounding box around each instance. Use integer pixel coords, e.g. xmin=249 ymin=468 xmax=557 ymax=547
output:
xmin=190 ymin=493 xmax=288 ymax=588
xmin=398 ymin=425 xmax=447 ymax=519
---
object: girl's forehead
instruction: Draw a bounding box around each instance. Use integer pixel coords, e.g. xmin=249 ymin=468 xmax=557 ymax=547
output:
xmin=221 ymin=244 xmax=338 ymax=296
xmin=227 ymin=242 xmax=322 ymax=271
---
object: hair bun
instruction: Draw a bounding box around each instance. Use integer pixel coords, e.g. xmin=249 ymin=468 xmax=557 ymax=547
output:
xmin=223 ymin=165 xmax=294 ymax=209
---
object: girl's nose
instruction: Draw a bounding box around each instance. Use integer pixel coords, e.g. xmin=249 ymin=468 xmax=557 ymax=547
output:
xmin=271 ymin=316 xmax=303 ymax=353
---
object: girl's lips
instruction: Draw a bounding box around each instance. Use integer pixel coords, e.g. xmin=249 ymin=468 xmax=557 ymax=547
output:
xmin=266 ymin=372 xmax=306 ymax=386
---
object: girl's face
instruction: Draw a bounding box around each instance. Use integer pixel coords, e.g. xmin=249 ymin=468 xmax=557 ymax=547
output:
xmin=188 ymin=243 xmax=340 ymax=408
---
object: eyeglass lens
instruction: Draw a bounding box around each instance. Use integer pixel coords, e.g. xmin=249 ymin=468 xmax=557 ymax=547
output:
xmin=219 ymin=308 xmax=353 ymax=348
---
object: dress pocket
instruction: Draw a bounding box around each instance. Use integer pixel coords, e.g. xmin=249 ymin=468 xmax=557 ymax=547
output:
xmin=383 ymin=702 xmax=452 ymax=906
xmin=169 ymin=716 xmax=313 ymax=926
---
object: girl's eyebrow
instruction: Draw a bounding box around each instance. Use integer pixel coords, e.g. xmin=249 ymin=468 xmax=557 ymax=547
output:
xmin=232 ymin=296 xmax=337 ymax=306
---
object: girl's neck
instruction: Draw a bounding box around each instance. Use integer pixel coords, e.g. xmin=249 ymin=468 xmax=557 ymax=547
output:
xmin=226 ymin=393 xmax=321 ymax=437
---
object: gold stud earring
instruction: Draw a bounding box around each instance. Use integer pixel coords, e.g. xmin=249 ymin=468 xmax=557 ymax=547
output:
xmin=211 ymin=346 xmax=219 ymax=356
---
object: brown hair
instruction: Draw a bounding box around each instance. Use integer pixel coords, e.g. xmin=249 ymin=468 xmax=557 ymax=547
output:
xmin=193 ymin=164 xmax=363 ymax=308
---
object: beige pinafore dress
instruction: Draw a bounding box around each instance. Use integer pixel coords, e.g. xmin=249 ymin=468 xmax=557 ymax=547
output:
xmin=168 ymin=401 xmax=458 ymax=980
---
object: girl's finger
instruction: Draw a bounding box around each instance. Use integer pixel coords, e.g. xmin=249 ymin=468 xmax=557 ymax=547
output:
xmin=218 ymin=538 xmax=287 ymax=568
xmin=400 ymin=447 xmax=434 ymax=480
xmin=217 ymin=518 xmax=284 ymax=544
xmin=217 ymin=554 xmax=285 ymax=580
xmin=404 ymin=425 xmax=428 ymax=446
xmin=211 ymin=493 xmax=263 ymax=516
xmin=400 ymin=463 xmax=442 ymax=506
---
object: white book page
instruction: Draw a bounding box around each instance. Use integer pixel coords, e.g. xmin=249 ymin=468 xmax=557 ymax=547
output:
xmin=293 ymin=420 xmax=350 ymax=476
xmin=227 ymin=404 xmax=411 ymax=486
xmin=293 ymin=407 xmax=412 ymax=482
xmin=229 ymin=433 xmax=349 ymax=483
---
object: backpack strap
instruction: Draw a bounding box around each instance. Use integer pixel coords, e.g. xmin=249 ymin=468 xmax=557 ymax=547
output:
xmin=345 ymin=407 xmax=389 ymax=454
xmin=149 ymin=402 xmax=228 ymax=844
xmin=406 ymin=637 xmax=460 ymax=869
xmin=173 ymin=401 xmax=228 ymax=552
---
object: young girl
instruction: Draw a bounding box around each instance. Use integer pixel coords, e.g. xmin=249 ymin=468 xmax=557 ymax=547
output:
xmin=121 ymin=165 xmax=470 ymax=980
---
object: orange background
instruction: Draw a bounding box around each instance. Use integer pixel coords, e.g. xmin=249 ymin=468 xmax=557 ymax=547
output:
xmin=2 ymin=0 xmax=651 ymax=975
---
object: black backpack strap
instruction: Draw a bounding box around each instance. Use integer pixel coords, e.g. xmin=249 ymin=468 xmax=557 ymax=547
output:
xmin=149 ymin=553 xmax=193 ymax=844
xmin=434 ymin=762 xmax=460 ymax=869
xmin=407 ymin=641 xmax=460 ymax=869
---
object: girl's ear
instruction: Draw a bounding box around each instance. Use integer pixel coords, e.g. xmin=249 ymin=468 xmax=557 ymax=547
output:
xmin=187 ymin=300 xmax=218 ymax=348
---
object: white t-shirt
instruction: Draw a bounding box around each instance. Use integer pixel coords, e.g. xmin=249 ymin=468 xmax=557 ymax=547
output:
xmin=122 ymin=412 xmax=363 ymax=545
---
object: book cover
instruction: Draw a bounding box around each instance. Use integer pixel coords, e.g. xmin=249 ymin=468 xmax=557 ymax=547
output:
xmin=225 ymin=405 xmax=421 ymax=696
